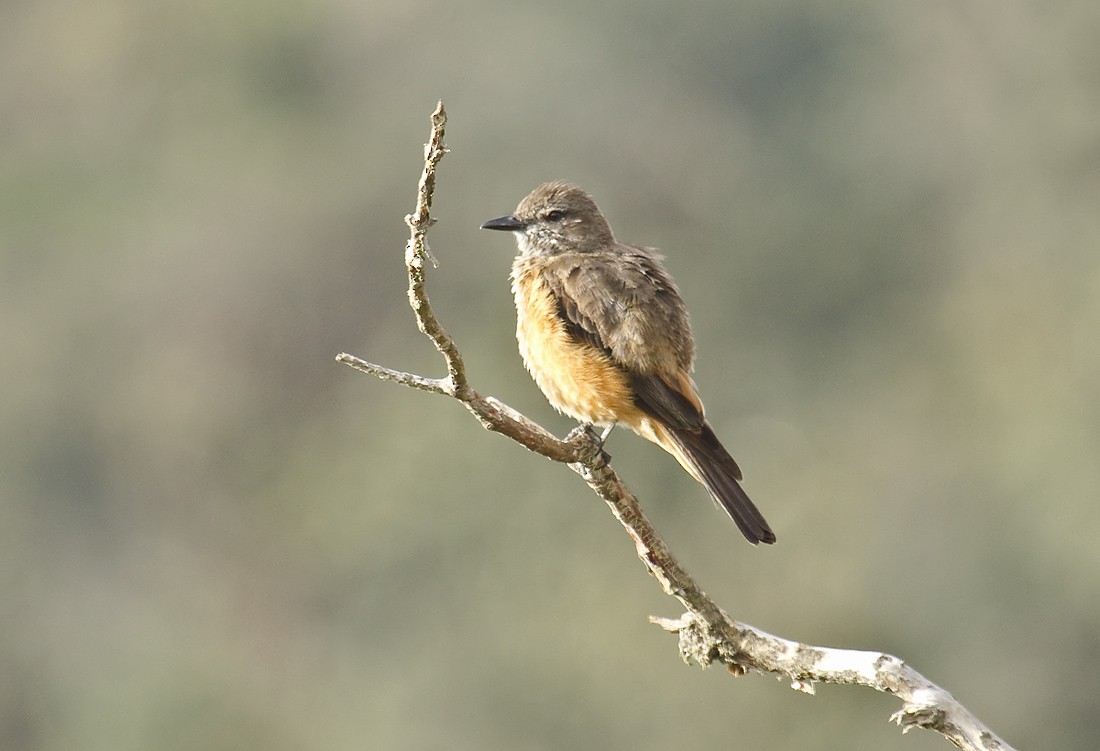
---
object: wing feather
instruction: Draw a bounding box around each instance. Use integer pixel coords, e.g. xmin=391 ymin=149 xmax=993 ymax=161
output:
xmin=541 ymin=249 xmax=704 ymax=431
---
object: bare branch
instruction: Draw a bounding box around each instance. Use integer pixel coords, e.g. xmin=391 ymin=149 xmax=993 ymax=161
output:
xmin=334 ymin=352 xmax=450 ymax=396
xmin=402 ymin=101 xmax=466 ymax=389
xmin=651 ymin=614 xmax=1013 ymax=749
xmin=336 ymin=103 xmax=1017 ymax=751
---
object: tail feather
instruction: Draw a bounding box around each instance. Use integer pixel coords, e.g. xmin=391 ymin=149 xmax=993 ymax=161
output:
xmin=664 ymin=424 xmax=776 ymax=545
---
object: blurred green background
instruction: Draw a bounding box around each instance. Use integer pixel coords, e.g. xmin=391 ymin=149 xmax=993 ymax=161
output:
xmin=3 ymin=0 xmax=1098 ymax=748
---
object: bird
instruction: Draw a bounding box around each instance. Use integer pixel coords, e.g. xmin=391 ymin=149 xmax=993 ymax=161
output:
xmin=480 ymin=181 xmax=775 ymax=545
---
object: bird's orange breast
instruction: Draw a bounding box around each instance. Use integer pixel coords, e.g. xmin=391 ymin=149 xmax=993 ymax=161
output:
xmin=511 ymin=264 xmax=640 ymax=426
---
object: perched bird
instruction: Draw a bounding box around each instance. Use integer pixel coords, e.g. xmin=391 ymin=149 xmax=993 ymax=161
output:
xmin=481 ymin=182 xmax=775 ymax=544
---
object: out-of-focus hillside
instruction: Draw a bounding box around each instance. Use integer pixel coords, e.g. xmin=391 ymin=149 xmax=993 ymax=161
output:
xmin=2 ymin=1 xmax=1098 ymax=748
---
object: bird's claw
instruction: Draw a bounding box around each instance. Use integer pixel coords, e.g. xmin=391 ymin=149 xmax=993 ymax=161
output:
xmin=566 ymin=423 xmax=612 ymax=468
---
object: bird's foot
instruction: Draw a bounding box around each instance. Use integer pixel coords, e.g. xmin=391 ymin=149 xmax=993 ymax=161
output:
xmin=565 ymin=423 xmax=612 ymax=469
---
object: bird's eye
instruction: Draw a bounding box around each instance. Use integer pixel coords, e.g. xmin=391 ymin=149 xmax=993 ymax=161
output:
xmin=544 ymin=209 xmax=565 ymax=222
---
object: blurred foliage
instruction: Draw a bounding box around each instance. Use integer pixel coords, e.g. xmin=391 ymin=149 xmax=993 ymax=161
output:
xmin=2 ymin=0 xmax=1099 ymax=748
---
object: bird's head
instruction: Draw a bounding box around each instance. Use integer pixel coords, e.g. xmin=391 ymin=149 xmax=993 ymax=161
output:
xmin=481 ymin=181 xmax=614 ymax=256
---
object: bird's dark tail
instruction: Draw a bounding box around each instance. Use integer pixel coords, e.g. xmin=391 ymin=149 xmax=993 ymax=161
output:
xmin=663 ymin=423 xmax=776 ymax=545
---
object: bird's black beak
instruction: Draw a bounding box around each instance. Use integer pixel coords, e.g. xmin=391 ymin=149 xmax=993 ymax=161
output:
xmin=480 ymin=215 xmax=526 ymax=231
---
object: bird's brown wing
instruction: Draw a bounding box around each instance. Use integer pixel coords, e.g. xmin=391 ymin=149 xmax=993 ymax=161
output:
xmin=544 ymin=251 xmax=703 ymax=432
xmin=627 ymin=371 xmax=705 ymax=431
xmin=544 ymin=252 xmax=768 ymax=542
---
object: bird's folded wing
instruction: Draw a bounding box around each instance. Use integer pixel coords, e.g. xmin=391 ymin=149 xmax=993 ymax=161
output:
xmin=543 ymin=255 xmax=705 ymax=432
